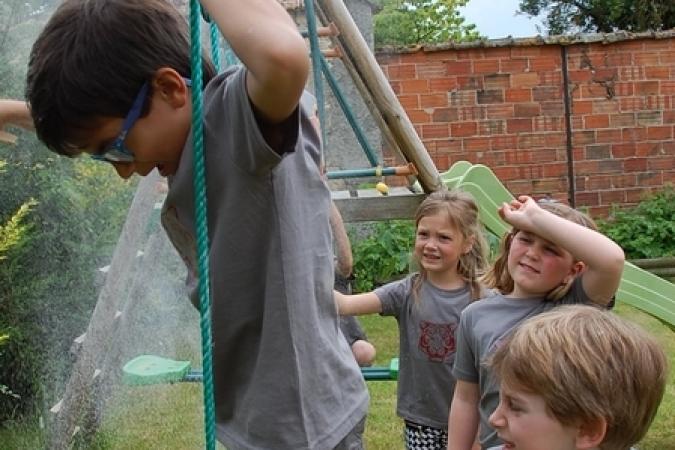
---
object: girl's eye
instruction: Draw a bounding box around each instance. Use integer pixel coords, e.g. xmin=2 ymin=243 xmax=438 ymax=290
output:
xmin=439 ymin=235 xmax=451 ymax=241
xmin=544 ymin=246 xmax=560 ymax=255
xmin=518 ymin=236 xmax=532 ymax=244
xmin=506 ymin=399 xmax=522 ymax=413
xmin=417 ymin=231 xmax=428 ymax=238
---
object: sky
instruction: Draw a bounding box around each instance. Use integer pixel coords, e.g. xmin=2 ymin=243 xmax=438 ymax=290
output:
xmin=459 ymin=0 xmax=545 ymax=39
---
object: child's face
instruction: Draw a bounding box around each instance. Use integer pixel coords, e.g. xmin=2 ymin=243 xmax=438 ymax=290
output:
xmin=507 ymin=230 xmax=577 ymax=298
xmin=79 ymin=77 xmax=191 ymax=179
xmin=489 ymin=383 xmax=580 ymax=450
xmin=414 ymin=211 xmax=471 ymax=276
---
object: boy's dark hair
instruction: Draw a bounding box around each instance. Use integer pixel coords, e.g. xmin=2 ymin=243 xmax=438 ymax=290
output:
xmin=26 ymin=0 xmax=216 ymax=155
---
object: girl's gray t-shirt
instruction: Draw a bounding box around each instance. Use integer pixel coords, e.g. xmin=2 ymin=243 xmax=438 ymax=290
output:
xmin=375 ymin=274 xmax=472 ymax=430
xmin=452 ymin=278 xmax=592 ymax=449
xmin=161 ymin=67 xmax=368 ymax=449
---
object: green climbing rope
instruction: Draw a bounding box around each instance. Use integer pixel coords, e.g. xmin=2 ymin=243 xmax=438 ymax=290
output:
xmin=188 ymin=1 xmax=216 ymax=449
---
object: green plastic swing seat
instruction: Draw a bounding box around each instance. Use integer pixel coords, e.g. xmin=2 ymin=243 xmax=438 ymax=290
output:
xmin=122 ymin=354 xmax=192 ymax=386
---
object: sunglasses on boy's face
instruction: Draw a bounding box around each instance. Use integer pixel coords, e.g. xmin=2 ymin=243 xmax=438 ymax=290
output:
xmin=91 ymin=78 xmax=192 ymax=164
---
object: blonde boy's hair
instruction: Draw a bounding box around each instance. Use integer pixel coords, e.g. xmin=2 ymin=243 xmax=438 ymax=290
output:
xmin=489 ymin=305 xmax=668 ymax=450
xmin=412 ymin=189 xmax=489 ymax=300
xmin=482 ymin=201 xmax=596 ymax=301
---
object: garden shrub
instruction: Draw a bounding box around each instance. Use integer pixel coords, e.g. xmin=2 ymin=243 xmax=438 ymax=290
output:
xmin=598 ymin=186 xmax=675 ymax=259
xmin=350 ymin=220 xmax=415 ymax=293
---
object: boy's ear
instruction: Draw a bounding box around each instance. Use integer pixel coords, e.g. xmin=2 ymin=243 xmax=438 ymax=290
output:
xmin=152 ymin=68 xmax=189 ymax=108
xmin=575 ymin=417 xmax=606 ymax=449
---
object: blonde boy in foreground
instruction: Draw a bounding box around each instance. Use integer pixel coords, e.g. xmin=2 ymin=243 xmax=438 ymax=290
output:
xmin=486 ymin=305 xmax=667 ymax=450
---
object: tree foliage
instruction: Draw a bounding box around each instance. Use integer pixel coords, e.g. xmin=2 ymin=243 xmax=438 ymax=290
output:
xmin=519 ymin=0 xmax=675 ymax=35
xmin=374 ymin=0 xmax=481 ymax=47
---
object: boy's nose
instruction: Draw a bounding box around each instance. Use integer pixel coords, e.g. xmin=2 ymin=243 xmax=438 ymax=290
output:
xmin=488 ymin=405 xmax=506 ymax=428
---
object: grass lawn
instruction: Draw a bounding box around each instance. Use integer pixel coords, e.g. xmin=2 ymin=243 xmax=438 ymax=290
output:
xmin=0 ymin=305 xmax=672 ymax=449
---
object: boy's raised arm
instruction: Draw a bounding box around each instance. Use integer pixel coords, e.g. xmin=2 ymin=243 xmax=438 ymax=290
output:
xmin=200 ymin=0 xmax=309 ymax=124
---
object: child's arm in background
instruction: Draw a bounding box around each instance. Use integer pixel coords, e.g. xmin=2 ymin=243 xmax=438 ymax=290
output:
xmin=334 ymin=290 xmax=382 ymax=316
xmin=499 ymin=196 xmax=624 ymax=304
xmin=0 ymin=100 xmax=34 ymax=135
xmin=447 ymin=380 xmax=480 ymax=450
xmin=200 ymin=0 xmax=309 ymax=125
xmin=330 ymin=202 xmax=353 ymax=278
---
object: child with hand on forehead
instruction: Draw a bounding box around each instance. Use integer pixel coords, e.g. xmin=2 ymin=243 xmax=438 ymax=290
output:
xmin=486 ymin=304 xmax=667 ymax=450
xmin=448 ymin=196 xmax=625 ymax=450
xmin=1 ymin=0 xmax=369 ymax=448
xmin=336 ymin=189 xmax=489 ymax=449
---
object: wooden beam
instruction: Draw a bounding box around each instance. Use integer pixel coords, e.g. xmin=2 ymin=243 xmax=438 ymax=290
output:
xmin=332 ymin=188 xmax=426 ymax=222
xmin=316 ymin=0 xmax=442 ymax=193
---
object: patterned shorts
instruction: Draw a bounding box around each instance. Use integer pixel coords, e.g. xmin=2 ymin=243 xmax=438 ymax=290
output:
xmin=404 ymin=421 xmax=448 ymax=450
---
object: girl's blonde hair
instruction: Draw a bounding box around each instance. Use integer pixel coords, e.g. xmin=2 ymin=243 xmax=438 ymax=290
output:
xmin=488 ymin=305 xmax=667 ymax=450
xmin=412 ymin=189 xmax=489 ymax=300
xmin=482 ymin=200 xmax=597 ymax=301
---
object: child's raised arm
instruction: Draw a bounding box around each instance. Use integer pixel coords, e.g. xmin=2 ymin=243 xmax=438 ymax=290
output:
xmin=0 ymin=100 xmax=34 ymax=132
xmin=200 ymin=0 xmax=309 ymax=124
xmin=499 ymin=196 xmax=624 ymax=304
xmin=334 ymin=290 xmax=382 ymax=316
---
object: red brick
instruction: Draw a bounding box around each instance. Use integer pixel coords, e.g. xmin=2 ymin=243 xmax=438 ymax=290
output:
xmin=572 ymin=100 xmax=592 ymax=114
xmin=507 ymin=118 xmax=533 ymax=133
xmin=474 ymin=59 xmax=500 ymax=73
xmin=400 ymin=79 xmax=429 ymax=94
xmin=596 ymin=129 xmax=623 ymax=143
xmin=511 ymin=72 xmax=539 ymax=88
xmin=612 ymin=143 xmax=636 ymax=157
xmin=429 ymin=78 xmax=460 ymax=92
xmin=534 ymin=116 xmax=564 ymax=132
xmin=477 ymin=89 xmax=505 ymax=104
xmin=622 ymin=127 xmax=648 ymax=141
xmin=432 ymin=107 xmax=459 ymax=122
xmin=572 ymin=130 xmax=596 ymax=145
xmin=541 ymin=102 xmax=565 ymax=117
xmin=584 ymin=114 xmax=610 ymax=129
xmin=491 ymin=135 xmax=518 ymax=150
xmin=533 ymin=86 xmax=561 ymax=102
xmin=505 ymin=88 xmax=532 ymax=103
xmin=484 ymin=74 xmax=511 ymax=89
xmin=575 ymin=160 xmax=599 ymax=175
xmin=592 ymin=100 xmax=620 ymax=114
xmin=446 ymin=61 xmax=472 ymax=75
xmin=450 ymin=122 xmax=477 ymax=137
xmin=511 ymin=47 xmax=542 ymax=59
xmin=609 ymin=113 xmax=636 ymax=127
xmin=407 ymin=109 xmax=431 ymax=123
xmin=618 ymin=66 xmax=645 ymax=81
xmin=457 ymin=106 xmax=487 ymax=121
xmin=586 ymin=175 xmax=612 ymax=190
xmin=637 ymin=171 xmax=663 ymax=186
xmin=417 ymin=62 xmax=449 ymax=79
xmin=576 ymin=191 xmax=600 ymax=206
xmin=387 ymin=64 xmax=417 ymax=80
xmin=581 ymin=84 xmax=611 ymax=99
xmin=487 ymin=104 xmax=514 ymax=119
xmin=649 ymin=157 xmax=674 ymax=170
xmin=610 ymin=174 xmax=637 ymax=188
xmin=531 ymin=57 xmax=560 ymax=71
xmin=399 ymin=94 xmax=421 ymax=110
xmin=647 ymin=126 xmax=673 ymax=140
xmin=601 ymin=190 xmax=626 ymax=204
xmin=421 ymin=123 xmax=450 ymax=139
xmin=645 ymin=66 xmax=670 ymax=79
xmin=463 ymin=137 xmax=492 ymax=152
xmin=568 ymin=70 xmax=593 ymax=83
xmin=518 ymin=133 xmax=549 ymax=149
xmin=662 ymin=81 xmax=675 ymax=95
xmin=636 ymin=81 xmax=659 ymax=95
xmin=478 ymin=120 xmax=506 ymax=135
xmin=500 ymin=58 xmax=529 ymax=73
xmin=634 ymin=52 xmax=660 ymax=66
xmin=457 ymin=76 xmax=483 ymax=90
xmin=543 ymin=163 xmax=568 ymax=177
xmin=449 ymin=91 xmax=477 ymax=106
xmin=612 ymin=82 xmax=634 ymax=97
xmin=514 ymin=103 xmax=541 ymax=117
xmin=636 ymin=142 xmax=661 ymax=156
xmin=624 ymin=158 xmax=648 ymax=171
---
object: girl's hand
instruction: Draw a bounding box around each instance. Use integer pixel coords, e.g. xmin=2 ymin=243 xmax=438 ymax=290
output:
xmin=498 ymin=195 xmax=543 ymax=231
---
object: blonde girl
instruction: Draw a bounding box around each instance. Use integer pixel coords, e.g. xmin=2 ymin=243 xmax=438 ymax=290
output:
xmin=336 ymin=189 xmax=489 ymax=450
xmin=448 ymin=196 xmax=625 ymax=450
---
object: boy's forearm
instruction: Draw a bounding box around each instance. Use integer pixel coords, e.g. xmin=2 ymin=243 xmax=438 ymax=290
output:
xmin=448 ymin=383 xmax=480 ymax=450
xmin=0 ymin=100 xmax=34 ymax=130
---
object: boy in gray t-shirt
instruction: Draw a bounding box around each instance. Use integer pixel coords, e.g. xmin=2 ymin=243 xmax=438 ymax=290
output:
xmin=16 ymin=0 xmax=368 ymax=448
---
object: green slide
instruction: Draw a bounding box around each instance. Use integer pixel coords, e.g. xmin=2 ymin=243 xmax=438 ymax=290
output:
xmin=438 ymin=162 xmax=675 ymax=326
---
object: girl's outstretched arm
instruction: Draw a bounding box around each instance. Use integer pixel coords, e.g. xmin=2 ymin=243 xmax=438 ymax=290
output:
xmin=499 ymin=196 xmax=624 ymax=304
xmin=0 ymin=100 xmax=34 ymax=131
xmin=447 ymin=380 xmax=480 ymax=450
xmin=334 ymin=290 xmax=382 ymax=316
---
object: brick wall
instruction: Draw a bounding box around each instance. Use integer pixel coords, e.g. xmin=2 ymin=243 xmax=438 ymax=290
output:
xmin=376 ymin=33 xmax=675 ymax=216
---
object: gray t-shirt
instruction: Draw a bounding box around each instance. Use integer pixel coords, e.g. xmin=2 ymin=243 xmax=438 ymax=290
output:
xmin=161 ymin=67 xmax=368 ymax=449
xmin=452 ymin=278 xmax=592 ymax=449
xmin=375 ymin=274 xmax=472 ymax=430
